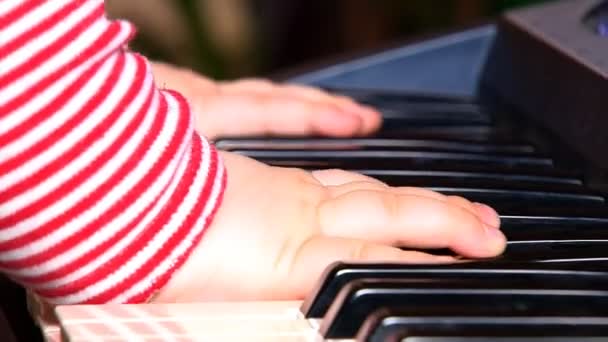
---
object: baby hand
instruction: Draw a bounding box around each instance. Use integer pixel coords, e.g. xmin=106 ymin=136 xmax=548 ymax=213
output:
xmin=153 ymin=152 xmax=506 ymax=302
xmin=151 ymin=62 xmax=381 ymax=140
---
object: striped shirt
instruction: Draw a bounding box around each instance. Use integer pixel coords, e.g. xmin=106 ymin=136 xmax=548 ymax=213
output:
xmin=0 ymin=0 xmax=226 ymax=305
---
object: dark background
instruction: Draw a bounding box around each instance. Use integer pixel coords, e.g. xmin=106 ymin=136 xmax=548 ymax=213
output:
xmin=106 ymin=0 xmax=552 ymax=79
xmin=106 ymin=0 xmax=543 ymax=79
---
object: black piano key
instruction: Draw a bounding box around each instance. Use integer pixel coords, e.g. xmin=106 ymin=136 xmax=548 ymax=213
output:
xmin=501 ymin=240 xmax=608 ymax=262
xmin=233 ymin=150 xmax=555 ymax=169
xmin=503 ymin=223 xmax=608 ymax=241
xmin=301 ymin=262 xmax=608 ymax=319
xmin=327 ymin=165 xmax=582 ymax=182
xmin=215 ymin=138 xmax=536 ymax=154
xmin=359 ymin=169 xmax=583 ymax=186
xmin=375 ymin=99 xmax=486 ymax=112
xmin=376 ymin=101 xmax=487 ymax=113
xmin=482 ymin=205 xmax=608 ymax=227
xmin=373 ymin=104 xmax=491 ymax=125
xmin=374 ymin=124 xmax=495 ymax=140
xmin=365 ymin=171 xmax=584 ymax=188
xmin=283 ymin=154 xmax=602 ymax=205
xmin=426 ymin=187 xmax=604 ymax=207
xmin=358 ymin=312 xmax=608 ymax=342
xmin=215 ymin=141 xmax=588 ymax=189
xmin=377 ymin=110 xmax=490 ymax=126
xmin=239 ymin=156 xmax=580 ymax=175
xmin=323 ymin=87 xmax=478 ymax=106
xmin=360 ymin=170 xmax=583 ymax=187
xmin=407 ymin=239 xmax=608 ymax=261
xmin=216 ymin=139 xmax=587 ymax=187
xmin=500 ymin=207 xmax=608 ymax=226
xmin=320 ymin=278 xmax=608 ymax=338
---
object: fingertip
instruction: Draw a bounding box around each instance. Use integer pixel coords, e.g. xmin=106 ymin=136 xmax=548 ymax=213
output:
xmin=473 ymin=202 xmax=501 ymax=229
xmin=329 ymin=97 xmax=382 ymax=135
xmin=446 ymin=203 xmax=506 ymax=259
xmin=314 ymin=106 xmax=364 ymax=137
xmin=483 ymin=223 xmax=508 ymax=255
xmin=358 ymin=105 xmax=383 ymax=134
xmin=458 ymin=221 xmax=507 ymax=259
xmin=344 ymin=105 xmax=382 ymax=136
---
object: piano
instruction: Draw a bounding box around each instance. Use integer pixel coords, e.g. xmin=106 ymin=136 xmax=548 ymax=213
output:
xmin=16 ymin=0 xmax=608 ymax=340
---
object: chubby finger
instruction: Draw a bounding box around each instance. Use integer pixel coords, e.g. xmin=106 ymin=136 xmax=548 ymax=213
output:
xmin=280 ymin=84 xmax=382 ymax=135
xmin=227 ymin=79 xmax=363 ymax=113
xmin=281 ymin=84 xmax=364 ymax=112
xmin=470 ymin=201 xmax=501 ymax=229
xmin=196 ymin=92 xmax=363 ymax=138
xmin=248 ymin=94 xmax=367 ymax=137
xmin=222 ymin=80 xmax=382 ymax=136
xmin=316 ymin=189 xmax=506 ymax=258
xmin=286 ymin=236 xmax=455 ymax=299
xmin=329 ymin=183 xmax=445 ymax=202
xmin=325 ymin=181 xmax=500 ymax=230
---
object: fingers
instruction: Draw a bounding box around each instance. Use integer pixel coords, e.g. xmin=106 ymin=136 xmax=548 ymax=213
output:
xmin=199 ymin=91 xmax=365 ymax=137
xmin=217 ymin=79 xmax=382 ymax=137
xmin=325 ymin=181 xmax=485 ymax=223
xmin=470 ymin=201 xmax=501 ymax=230
xmin=316 ymin=188 xmax=506 ymax=258
xmin=279 ymin=84 xmax=381 ymax=134
xmin=149 ymin=69 xmax=382 ymax=139
xmin=286 ymin=236 xmax=456 ymax=299
xmin=258 ymin=94 xmax=366 ymax=137
xmin=313 ymin=173 xmax=503 ymax=249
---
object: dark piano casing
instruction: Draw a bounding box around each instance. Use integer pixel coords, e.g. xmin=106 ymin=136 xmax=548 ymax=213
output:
xmin=290 ymin=0 xmax=608 ymax=181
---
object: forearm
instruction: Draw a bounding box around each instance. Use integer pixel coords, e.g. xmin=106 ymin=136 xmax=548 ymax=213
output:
xmin=0 ymin=0 xmax=226 ymax=304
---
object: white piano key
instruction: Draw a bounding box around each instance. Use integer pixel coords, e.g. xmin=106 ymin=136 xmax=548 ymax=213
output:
xmin=54 ymin=301 xmax=334 ymax=342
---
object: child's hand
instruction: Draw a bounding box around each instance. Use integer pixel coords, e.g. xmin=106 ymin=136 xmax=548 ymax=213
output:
xmin=153 ymin=152 xmax=506 ymax=302
xmin=151 ymin=62 xmax=381 ymax=140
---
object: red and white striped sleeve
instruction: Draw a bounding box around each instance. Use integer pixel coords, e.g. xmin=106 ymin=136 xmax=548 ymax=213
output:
xmin=0 ymin=0 xmax=227 ymax=305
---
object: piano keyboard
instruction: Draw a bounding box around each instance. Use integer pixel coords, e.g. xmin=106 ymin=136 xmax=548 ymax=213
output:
xmin=34 ymin=86 xmax=608 ymax=341
xmin=27 ymin=0 xmax=608 ymax=340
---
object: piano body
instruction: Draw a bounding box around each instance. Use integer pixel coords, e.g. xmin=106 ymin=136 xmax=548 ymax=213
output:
xmin=26 ymin=0 xmax=608 ymax=340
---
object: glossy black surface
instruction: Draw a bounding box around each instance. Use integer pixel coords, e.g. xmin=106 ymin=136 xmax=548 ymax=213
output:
xmin=359 ymin=169 xmax=583 ymax=186
xmin=215 ymin=138 xmax=536 ymax=154
xmin=320 ymin=278 xmax=608 ymax=338
xmin=359 ymin=311 xmax=608 ymax=342
xmin=301 ymin=263 xmax=608 ymax=318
